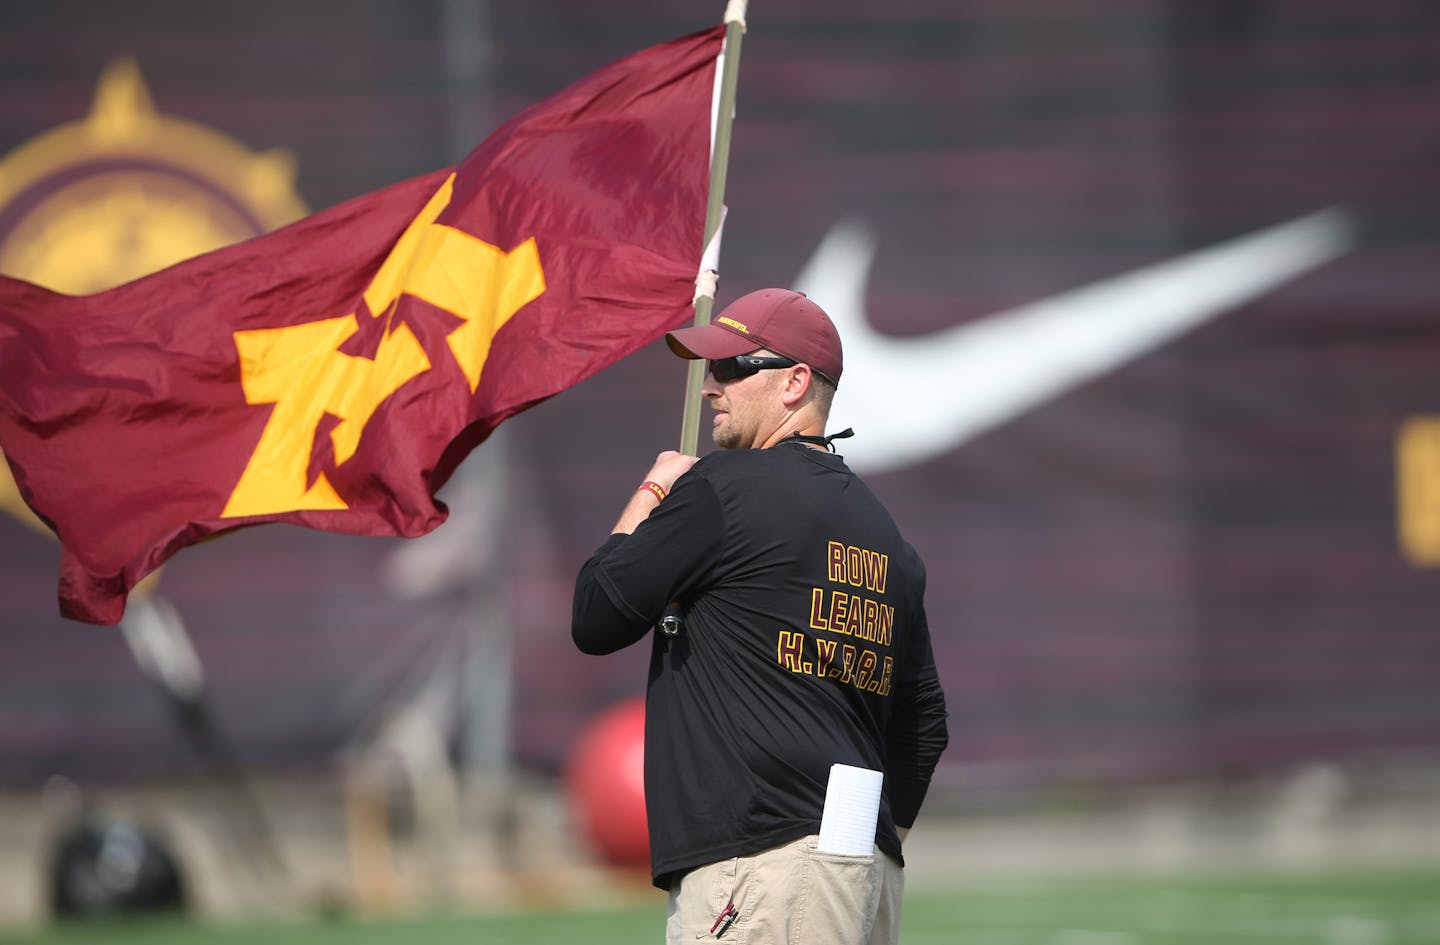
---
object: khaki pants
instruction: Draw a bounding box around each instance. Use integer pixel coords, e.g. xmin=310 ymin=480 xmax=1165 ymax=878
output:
xmin=665 ymin=835 xmax=904 ymax=945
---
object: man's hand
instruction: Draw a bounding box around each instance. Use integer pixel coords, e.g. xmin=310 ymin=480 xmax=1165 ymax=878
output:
xmin=642 ymin=450 xmax=699 ymax=495
xmin=611 ymin=451 xmax=700 ymax=535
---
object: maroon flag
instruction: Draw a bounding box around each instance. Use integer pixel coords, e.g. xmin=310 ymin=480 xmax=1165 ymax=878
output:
xmin=0 ymin=26 xmax=724 ymax=625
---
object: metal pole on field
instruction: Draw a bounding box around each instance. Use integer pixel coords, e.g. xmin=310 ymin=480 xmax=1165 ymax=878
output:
xmin=678 ymin=2 xmax=749 ymax=457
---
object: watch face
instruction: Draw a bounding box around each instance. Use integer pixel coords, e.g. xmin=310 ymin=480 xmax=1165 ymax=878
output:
xmin=0 ymin=57 xmax=307 ymax=533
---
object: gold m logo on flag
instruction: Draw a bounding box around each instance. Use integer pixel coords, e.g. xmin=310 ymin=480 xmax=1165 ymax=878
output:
xmin=222 ymin=173 xmax=545 ymax=518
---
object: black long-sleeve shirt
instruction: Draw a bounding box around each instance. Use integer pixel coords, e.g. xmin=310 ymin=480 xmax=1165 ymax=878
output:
xmin=573 ymin=441 xmax=949 ymax=890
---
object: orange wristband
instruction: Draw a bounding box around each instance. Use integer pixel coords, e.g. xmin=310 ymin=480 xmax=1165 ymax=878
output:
xmin=639 ymin=480 xmax=667 ymax=502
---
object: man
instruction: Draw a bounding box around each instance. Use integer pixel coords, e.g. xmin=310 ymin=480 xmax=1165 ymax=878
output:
xmin=572 ymin=288 xmax=949 ymax=945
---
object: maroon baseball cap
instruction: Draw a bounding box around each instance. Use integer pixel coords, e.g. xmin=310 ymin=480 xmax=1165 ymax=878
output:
xmin=665 ymin=288 xmax=843 ymax=386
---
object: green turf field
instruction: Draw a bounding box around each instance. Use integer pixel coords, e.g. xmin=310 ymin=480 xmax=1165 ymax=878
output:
xmin=3 ymin=868 xmax=1438 ymax=945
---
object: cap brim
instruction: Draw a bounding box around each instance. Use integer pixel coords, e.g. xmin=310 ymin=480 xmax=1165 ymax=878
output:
xmin=665 ymin=323 xmax=761 ymax=361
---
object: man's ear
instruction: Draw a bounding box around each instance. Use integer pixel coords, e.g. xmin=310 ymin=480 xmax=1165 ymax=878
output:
xmin=780 ymin=363 xmax=813 ymax=407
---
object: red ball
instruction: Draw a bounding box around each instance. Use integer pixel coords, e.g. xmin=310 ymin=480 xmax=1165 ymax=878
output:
xmin=565 ymin=695 xmax=649 ymax=867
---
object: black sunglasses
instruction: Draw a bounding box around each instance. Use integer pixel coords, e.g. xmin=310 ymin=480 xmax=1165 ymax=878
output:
xmin=708 ymin=354 xmax=797 ymax=382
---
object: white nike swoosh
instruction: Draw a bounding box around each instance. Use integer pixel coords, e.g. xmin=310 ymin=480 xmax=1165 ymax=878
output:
xmin=795 ymin=209 xmax=1357 ymax=474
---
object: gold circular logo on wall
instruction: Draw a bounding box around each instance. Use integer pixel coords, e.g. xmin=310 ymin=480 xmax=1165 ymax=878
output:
xmin=0 ymin=57 xmax=308 ymax=532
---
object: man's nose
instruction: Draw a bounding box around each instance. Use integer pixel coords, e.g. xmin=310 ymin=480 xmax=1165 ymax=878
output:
xmin=701 ymin=372 xmax=721 ymax=398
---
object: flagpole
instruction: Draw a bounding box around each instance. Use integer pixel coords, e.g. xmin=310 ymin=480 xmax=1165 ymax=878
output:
xmin=679 ymin=2 xmax=748 ymax=456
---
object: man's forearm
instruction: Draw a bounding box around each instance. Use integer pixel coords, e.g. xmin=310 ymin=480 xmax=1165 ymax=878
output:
xmin=611 ymin=485 xmax=663 ymax=535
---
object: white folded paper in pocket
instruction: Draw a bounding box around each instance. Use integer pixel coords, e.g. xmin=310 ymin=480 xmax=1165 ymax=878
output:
xmin=817 ymin=763 xmax=883 ymax=855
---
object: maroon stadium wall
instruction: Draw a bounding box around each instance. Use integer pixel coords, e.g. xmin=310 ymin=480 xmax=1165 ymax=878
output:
xmin=2 ymin=0 xmax=1439 ymax=791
